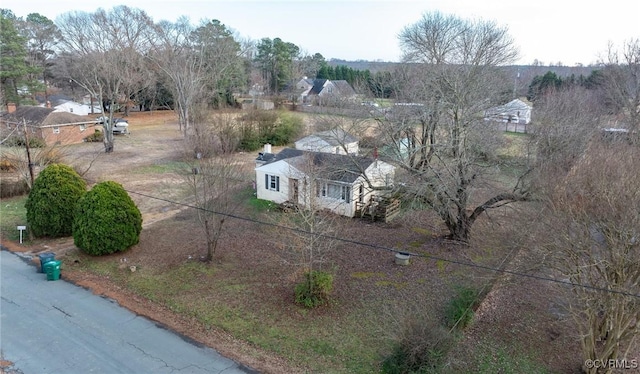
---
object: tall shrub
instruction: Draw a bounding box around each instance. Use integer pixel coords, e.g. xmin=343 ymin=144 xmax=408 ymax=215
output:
xmin=25 ymin=163 xmax=86 ymax=237
xmin=73 ymin=181 xmax=142 ymax=255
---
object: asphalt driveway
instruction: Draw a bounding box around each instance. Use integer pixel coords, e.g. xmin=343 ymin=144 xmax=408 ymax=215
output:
xmin=0 ymin=249 xmax=255 ymax=374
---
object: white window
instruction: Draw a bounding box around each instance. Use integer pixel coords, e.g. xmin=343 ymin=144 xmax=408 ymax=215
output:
xmin=317 ymin=182 xmax=350 ymax=203
xmin=79 ymin=124 xmax=86 ymax=132
xmin=52 ymin=127 xmax=60 ymax=134
xmin=265 ymin=174 xmax=279 ymax=191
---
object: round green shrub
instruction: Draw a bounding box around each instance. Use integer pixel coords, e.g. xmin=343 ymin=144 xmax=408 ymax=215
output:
xmin=25 ymin=163 xmax=87 ymax=237
xmin=73 ymin=181 xmax=142 ymax=256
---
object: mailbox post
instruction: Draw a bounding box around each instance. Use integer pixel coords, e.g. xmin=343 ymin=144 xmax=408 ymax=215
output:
xmin=17 ymin=226 xmax=26 ymax=244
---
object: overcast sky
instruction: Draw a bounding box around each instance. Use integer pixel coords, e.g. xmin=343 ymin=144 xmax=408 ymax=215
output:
xmin=7 ymin=0 xmax=639 ymax=66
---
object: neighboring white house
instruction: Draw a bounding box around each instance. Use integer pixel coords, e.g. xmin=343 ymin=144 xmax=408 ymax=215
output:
xmin=484 ymin=98 xmax=532 ymax=124
xmin=52 ymin=100 xmax=102 ymax=116
xmin=255 ymin=148 xmax=395 ymax=218
xmin=294 ymin=128 xmax=359 ymax=155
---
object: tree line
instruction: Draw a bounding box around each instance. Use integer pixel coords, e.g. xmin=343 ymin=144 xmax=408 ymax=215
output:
xmin=2 ymin=7 xmax=639 ymax=370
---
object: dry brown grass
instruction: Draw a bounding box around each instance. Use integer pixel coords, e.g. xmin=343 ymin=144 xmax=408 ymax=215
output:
xmin=3 ymin=110 xmax=590 ymax=373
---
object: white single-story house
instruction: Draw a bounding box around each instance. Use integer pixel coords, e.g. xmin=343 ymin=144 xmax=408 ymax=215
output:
xmin=484 ymin=98 xmax=532 ymax=124
xmin=255 ymin=148 xmax=395 ymax=218
xmin=294 ymin=128 xmax=359 ymax=155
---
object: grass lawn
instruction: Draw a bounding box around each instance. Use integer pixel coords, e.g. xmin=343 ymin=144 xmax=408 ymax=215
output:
xmin=2 ymin=112 xmax=579 ymax=373
xmin=0 ymin=195 xmax=28 ymax=242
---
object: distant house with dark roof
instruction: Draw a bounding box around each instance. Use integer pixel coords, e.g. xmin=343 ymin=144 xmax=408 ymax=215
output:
xmin=255 ymin=147 xmax=394 ymax=217
xmin=1 ymin=105 xmax=98 ymax=145
xmin=305 ymin=79 xmax=357 ymax=105
xmin=294 ymin=128 xmax=359 ymax=155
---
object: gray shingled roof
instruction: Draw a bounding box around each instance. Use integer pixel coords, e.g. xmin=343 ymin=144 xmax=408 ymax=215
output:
xmin=309 ymin=79 xmax=328 ymax=95
xmin=260 ymin=148 xmax=375 ymax=184
xmin=1 ymin=105 xmax=97 ymax=126
xmin=332 ymin=80 xmax=356 ymax=97
xmin=314 ymin=128 xmax=358 ymax=145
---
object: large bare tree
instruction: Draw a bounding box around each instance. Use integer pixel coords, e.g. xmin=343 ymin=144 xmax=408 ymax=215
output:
xmin=598 ymin=38 xmax=640 ymax=137
xmin=56 ymin=6 xmax=154 ymax=153
xmin=541 ymin=142 xmax=640 ymax=373
xmin=150 ymin=18 xmax=247 ymax=138
xmin=526 ymin=81 xmax=639 ymax=373
xmin=382 ymin=12 xmax=528 ymax=242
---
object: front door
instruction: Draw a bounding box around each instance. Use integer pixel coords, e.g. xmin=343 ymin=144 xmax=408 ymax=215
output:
xmin=290 ymin=179 xmax=299 ymax=203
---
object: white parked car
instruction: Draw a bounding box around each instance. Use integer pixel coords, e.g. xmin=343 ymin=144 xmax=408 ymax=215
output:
xmin=97 ymin=116 xmax=129 ymax=134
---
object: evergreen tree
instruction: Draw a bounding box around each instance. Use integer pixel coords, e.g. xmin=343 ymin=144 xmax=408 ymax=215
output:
xmin=73 ymin=181 xmax=142 ymax=256
xmin=0 ymin=10 xmax=42 ymax=105
xmin=25 ymin=164 xmax=87 ymax=238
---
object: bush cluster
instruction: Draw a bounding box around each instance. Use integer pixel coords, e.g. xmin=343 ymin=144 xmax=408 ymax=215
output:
xmin=238 ymin=110 xmax=303 ymax=151
xmin=84 ymin=129 xmax=104 ymax=142
xmin=73 ymin=181 xmax=142 ymax=256
xmin=382 ymin=319 xmax=453 ymax=374
xmin=2 ymin=136 xmax=46 ymax=148
xmin=25 ymin=164 xmax=87 ymax=237
xmin=294 ymin=270 xmax=333 ymax=308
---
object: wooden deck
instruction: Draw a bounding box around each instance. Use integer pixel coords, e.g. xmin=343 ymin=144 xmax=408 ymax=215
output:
xmin=356 ymin=197 xmax=401 ymax=223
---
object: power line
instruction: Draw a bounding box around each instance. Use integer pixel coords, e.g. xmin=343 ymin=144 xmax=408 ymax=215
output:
xmin=125 ymin=188 xmax=640 ymax=299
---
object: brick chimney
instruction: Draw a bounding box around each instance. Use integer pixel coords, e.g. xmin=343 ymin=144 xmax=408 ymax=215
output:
xmin=7 ymin=102 xmax=16 ymax=113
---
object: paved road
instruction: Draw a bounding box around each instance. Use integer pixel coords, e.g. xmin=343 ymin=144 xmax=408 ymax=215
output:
xmin=0 ymin=250 xmax=255 ymax=374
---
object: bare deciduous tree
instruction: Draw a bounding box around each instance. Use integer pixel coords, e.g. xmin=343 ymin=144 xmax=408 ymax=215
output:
xmin=150 ymin=18 xmax=247 ymax=138
xmin=599 ymin=38 xmax=640 ymax=137
xmin=57 ymin=6 xmax=155 ymax=153
xmin=184 ymin=113 xmax=244 ymax=263
xmin=276 ymin=154 xmax=341 ymax=306
xmin=541 ymin=142 xmax=640 ymax=373
xmin=382 ymin=12 xmax=528 ymax=242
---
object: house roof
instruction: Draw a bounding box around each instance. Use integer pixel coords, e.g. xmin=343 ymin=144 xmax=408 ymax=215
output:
xmin=258 ymin=148 xmax=379 ymax=184
xmin=332 ymin=80 xmax=356 ymax=97
xmin=1 ymin=105 xmax=98 ymax=126
xmin=486 ymin=99 xmax=532 ymax=115
xmin=296 ymin=128 xmax=358 ymax=148
xmin=35 ymin=93 xmax=73 ymax=106
xmin=308 ymin=79 xmax=328 ymax=95
xmin=307 ymin=79 xmax=357 ymax=97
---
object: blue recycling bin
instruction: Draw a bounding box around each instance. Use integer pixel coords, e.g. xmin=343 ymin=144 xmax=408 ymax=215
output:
xmin=37 ymin=252 xmax=56 ymax=273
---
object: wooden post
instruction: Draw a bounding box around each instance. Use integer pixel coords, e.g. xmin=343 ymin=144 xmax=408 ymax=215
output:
xmin=22 ymin=119 xmax=35 ymax=187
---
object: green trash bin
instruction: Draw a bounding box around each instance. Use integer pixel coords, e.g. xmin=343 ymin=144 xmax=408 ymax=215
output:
xmin=44 ymin=260 xmax=61 ymax=281
xmin=37 ymin=252 xmax=56 ymax=273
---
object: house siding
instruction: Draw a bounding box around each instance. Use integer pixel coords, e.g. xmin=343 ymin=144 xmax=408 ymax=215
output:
xmin=255 ymin=155 xmax=395 ymax=218
xmin=37 ymin=123 xmax=97 ymax=145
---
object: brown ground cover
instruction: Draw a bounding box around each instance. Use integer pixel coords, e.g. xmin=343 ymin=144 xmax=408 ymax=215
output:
xmin=1 ymin=110 xmax=593 ymax=373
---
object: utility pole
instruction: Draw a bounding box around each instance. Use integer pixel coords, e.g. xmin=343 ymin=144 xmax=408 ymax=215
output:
xmin=22 ymin=119 xmax=35 ymax=187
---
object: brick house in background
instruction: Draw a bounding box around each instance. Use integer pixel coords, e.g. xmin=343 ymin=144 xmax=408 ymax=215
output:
xmin=1 ymin=104 xmax=99 ymax=146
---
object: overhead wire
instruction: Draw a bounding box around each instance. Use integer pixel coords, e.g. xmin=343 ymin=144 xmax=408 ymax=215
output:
xmin=124 ymin=188 xmax=640 ymax=299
